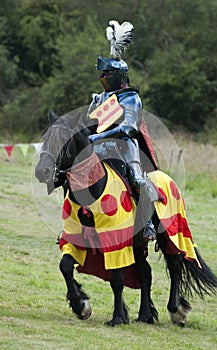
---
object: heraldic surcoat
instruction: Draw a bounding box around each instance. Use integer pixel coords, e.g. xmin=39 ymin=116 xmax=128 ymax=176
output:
xmin=61 ymin=162 xmax=137 ymax=270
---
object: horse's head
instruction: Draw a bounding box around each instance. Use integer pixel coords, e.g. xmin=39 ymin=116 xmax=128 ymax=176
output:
xmin=35 ymin=107 xmax=91 ymax=194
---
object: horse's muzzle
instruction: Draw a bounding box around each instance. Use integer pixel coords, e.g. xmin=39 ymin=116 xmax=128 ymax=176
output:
xmin=35 ymin=166 xmax=52 ymax=183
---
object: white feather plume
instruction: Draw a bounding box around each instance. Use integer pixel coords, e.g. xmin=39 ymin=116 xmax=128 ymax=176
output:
xmin=106 ymin=20 xmax=134 ymax=59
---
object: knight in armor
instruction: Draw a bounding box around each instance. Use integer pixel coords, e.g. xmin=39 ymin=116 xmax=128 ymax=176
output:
xmin=87 ymin=21 xmax=159 ymax=240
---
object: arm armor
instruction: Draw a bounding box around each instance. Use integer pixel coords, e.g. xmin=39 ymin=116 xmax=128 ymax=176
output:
xmin=90 ymin=94 xmax=142 ymax=142
xmin=89 ymin=124 xmax=137 ymax=143
xmin=89 ymin=92 xmax=142 ymax=143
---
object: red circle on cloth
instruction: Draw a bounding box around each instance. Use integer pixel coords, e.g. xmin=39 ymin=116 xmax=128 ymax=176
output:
xmin=170 ymin=181 xmax=180 ymax=200
xmin=62 ymin=198 xmax=72 ymax=219
xmin=101 ymin=194 xmax=118 ymax=216
xmin=96 ymin=110 xmax=102 ymax=117
xmin=120 ymin=191 xmax=132 ymax=212
xmin=103 ymin=104 xmax=109 ymax=111
xmin=110 ymin=98 xmax=116 ymax=105
xmin=158 ymin=188 xmax=168 ymax=206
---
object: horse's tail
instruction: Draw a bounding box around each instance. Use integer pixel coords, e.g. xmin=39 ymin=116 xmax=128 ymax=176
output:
xmin=180 ymin=248 xmax=217 ymax=299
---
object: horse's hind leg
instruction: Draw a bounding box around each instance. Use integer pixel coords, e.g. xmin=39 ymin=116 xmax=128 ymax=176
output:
xmin=134 ymin=246 xmax=158 ymax=324
xmin=105 ymin=269 xmax=129 ymax=327
xmin=59 ymin=253 xmax=91 ymax=320
xmin=166 ymin=253 xmax=191 ymax=327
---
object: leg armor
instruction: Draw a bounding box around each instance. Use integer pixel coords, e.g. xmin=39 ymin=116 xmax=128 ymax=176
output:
xmin=123 ymin=138 xmax=158 ymax=202
xmin=93 ymin=138 xmax=158 ymax=240
xmin=123 ymin=138 xmax=158 ymax=240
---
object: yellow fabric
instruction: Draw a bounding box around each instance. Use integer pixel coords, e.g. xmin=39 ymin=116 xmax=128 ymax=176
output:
xmin=63 ymin=201 xmax=82 ymax=235
xmin=61 ymin=242 xmax=86 ymax=266
xmin=169 ymin=233 xmax=197 ymax=261
xmin=61 ymin=168 xmax=200 ymax=269
xmin=63 ymin=163 xmax=136 ymax=234
xmin=104 ymin=246 xmax=135 ymax=270
xmin=62 ymin=163 xmax=136 ymax=269
xmin=148 ymin=170 xmax=185 ymax=219
xmin=148 ymin=170 xmax=200 ymax=266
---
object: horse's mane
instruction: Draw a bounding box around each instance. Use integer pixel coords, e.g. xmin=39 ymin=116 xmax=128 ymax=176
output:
xmin=41 ymin=105 xmax=90 ymax=158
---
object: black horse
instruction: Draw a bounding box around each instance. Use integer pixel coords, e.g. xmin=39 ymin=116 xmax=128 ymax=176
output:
xmin=35 ymin=108 xmax=217 ymax=327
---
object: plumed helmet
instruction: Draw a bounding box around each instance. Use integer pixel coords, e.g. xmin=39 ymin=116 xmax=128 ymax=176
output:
xmin=97 ymin=20 xmax=133 ymax=91
xmin=97 ymin=56 xmax=128 ymax=73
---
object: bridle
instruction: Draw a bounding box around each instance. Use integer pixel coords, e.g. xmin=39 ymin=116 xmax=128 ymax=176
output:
xmin=39 ymin=113 xmax=90 ymax=185
xmin=39 ymin=118 xmax=76 ymax=183
xmin=39 ymin=150 xmax=56 ymax=163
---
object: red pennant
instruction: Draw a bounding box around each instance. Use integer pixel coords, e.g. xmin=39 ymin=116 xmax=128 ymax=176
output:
xmin=4 ymin=145 xmax=14 ymax=158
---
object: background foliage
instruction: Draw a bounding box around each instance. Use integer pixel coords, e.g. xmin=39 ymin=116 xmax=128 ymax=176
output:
xmin=0 ymin=0 xmax=217 ymax=141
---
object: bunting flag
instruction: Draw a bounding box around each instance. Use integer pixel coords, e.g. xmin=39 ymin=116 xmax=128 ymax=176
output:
xmin=17 ymin=143 xmax=30 ymax=157
xmin=32 ymin=143 xmax=43 ymax=155
xmin=4 ymin=145 xmax=14 ymax=158
xmin=0 ymin=143 xmax=43 ymax=158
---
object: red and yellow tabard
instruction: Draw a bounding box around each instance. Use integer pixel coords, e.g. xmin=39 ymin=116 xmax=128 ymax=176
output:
xmin=148 ymin=170 xmax=201 ymax=267
xmin=61 ymin=163 xmax=136 ymax=270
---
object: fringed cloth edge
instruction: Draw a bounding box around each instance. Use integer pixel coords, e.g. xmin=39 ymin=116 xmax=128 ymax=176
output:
xmin=66 ymin=152 xmax=106 ymax=192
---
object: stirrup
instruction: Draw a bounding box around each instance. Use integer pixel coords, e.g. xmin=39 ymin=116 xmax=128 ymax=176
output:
xmin=143 ymin=221 xmax=156 ymax=241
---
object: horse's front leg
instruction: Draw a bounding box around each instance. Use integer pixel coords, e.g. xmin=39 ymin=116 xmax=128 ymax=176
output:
xmin=105 ymin=268 xmax=129 ymax=326
xmin=134 ymin=246 xmax=158 ymax=324
xmin=59 ymin=253 xmax=91 ymax=320
xmin=166 ymin=254 xmax=191 ymax=327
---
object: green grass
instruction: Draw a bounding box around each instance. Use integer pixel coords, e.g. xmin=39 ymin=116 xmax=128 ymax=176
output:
xmin=0 ymin=147 xmax=216 ymax=350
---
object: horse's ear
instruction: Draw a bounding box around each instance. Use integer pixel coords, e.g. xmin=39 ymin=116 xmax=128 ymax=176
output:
xmin=48 ymin=110 xmax=59 ymax=123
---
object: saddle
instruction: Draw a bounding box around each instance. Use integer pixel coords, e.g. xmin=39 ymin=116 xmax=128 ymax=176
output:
xmin=93 ymin=142 xmax=160 ymax=204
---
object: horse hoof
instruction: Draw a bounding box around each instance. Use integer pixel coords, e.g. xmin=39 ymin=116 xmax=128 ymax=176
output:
xmin=133 ymin=317 xmax=155 ymax=324
xmin=77 ymin=299 xmax=92 ymax=320
xmin=178 ymin=321 xmax=185 ymax=328
xmin=169 ymin=305 xmax=189 ymax=326
xmin=105 ymin=316 xmax=129 ymax=327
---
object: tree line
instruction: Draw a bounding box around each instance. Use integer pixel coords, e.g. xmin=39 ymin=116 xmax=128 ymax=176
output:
xmin=0 ymin=0 xmax=217 ymax=141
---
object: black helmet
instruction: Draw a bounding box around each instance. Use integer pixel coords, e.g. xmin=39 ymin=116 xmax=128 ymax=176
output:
xmin=97 ymin=56 xmax=128 ymax=72
xmin=97 ymin=56 xmax=128 ymax=92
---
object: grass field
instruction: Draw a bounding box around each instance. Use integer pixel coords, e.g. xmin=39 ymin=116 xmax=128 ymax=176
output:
xmin=0 ymin=141 xmax=216 ymax=350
